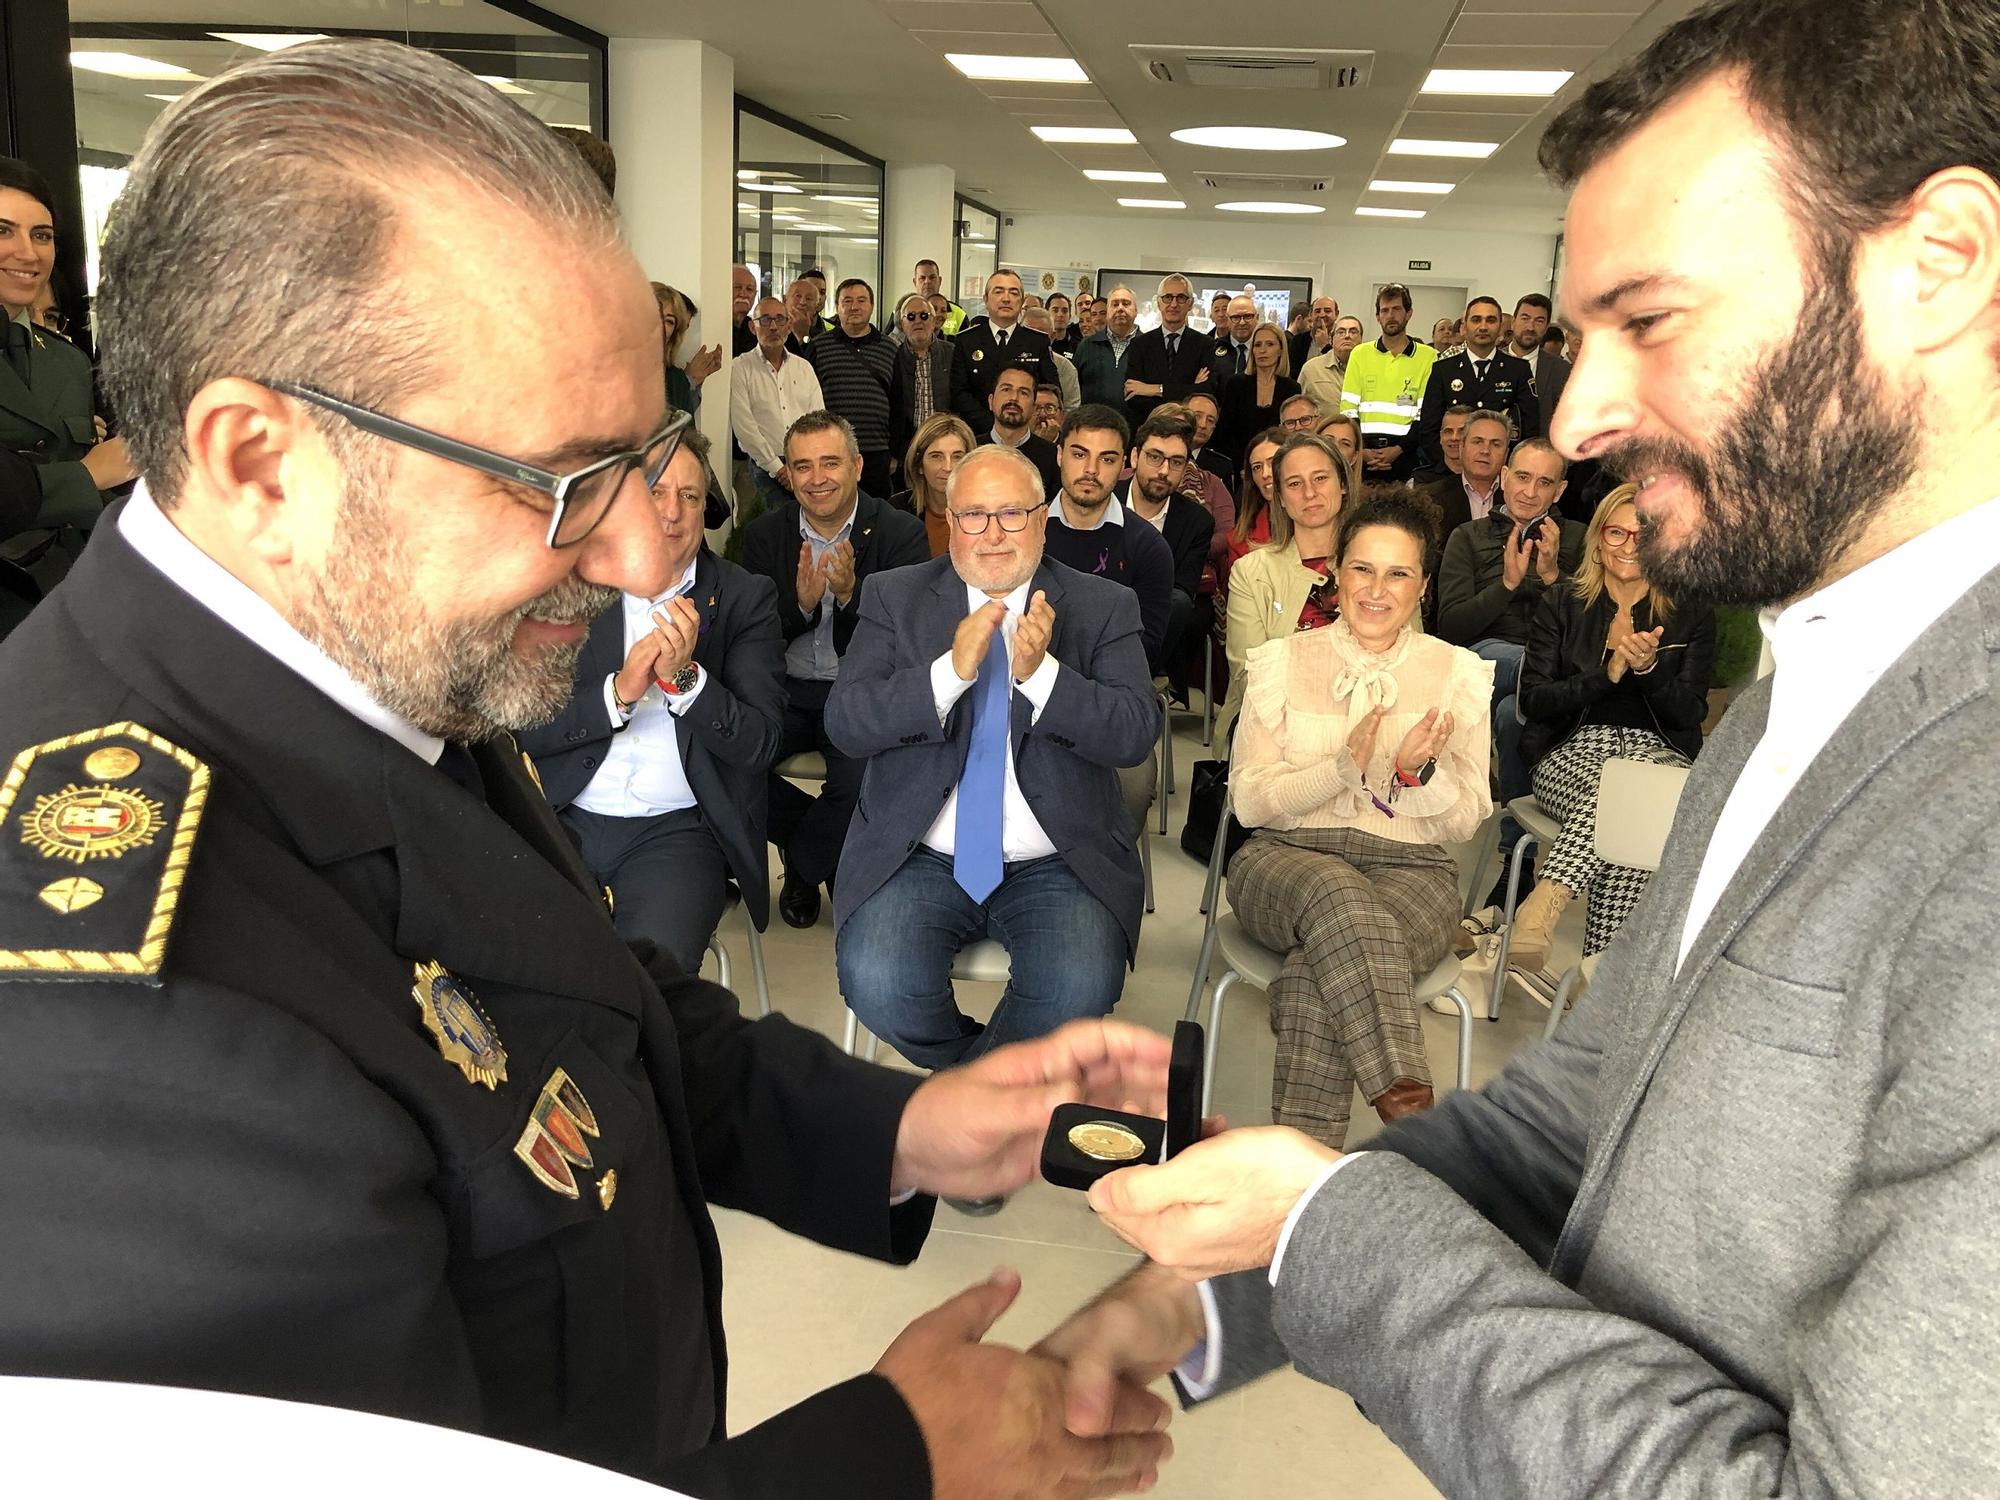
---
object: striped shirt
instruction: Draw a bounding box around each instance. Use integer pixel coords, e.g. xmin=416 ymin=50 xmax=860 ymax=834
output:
xmin=806 ymin=326 xmax=896 ymax=455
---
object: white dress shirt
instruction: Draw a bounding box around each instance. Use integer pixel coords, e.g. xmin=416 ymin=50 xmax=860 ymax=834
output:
xmin=920 ymin=580 xmax=1061 ymax=863
xmin=730 ymin=347 xmax=823 ymax=477
xmin=787 ymin=507 xmax=855 ymax=682
xmin=1677 ymin=493 xmax=2000 ymax=967
xmin=573 ymin=560 xmax=708 ymax=818
xmin=1461 ymin=472 xmax=1501 ymax=522
xmin=117 ymin=484 xmax=442 ymax=764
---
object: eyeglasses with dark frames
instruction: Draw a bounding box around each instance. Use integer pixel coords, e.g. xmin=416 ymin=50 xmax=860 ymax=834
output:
xmin=903 ymin=309 xmax=933 ymax=322
xmin=273 ymin=382 xmax=689 ymax=548
xmin=949 ymin=500 xmax=1048 ymax=536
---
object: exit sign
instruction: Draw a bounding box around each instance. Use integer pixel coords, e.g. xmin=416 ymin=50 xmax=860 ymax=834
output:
xmin=1408 ymin=260 xmax=1432 ymax=271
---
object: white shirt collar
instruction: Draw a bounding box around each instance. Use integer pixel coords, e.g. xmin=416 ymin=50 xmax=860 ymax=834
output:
xmin=1762 ymin=494 xmax=2000 ymax=720
xmin=117 ymin=482 xmax=445 ymax=764
xmin=962 ymin=577 xmax=1033 ymax=616
xmin=1048 ymin=495 xmax=1124 ymax=530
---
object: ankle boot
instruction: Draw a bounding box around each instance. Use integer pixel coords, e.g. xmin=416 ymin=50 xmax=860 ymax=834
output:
xmin=1372 ymin=1077 xmax=1436 ymax=1125
xmin=1505 ymin=881 xmax=1572 ymax=975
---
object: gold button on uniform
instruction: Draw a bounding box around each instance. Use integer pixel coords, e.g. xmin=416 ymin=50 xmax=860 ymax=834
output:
xmin=597 ymin=1169 xmax=619 ymax=1211
xmin=84 ymin=746 xmax=142 ymax=779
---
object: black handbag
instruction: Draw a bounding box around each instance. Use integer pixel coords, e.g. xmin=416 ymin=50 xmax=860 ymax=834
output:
xmin=1178 ymin=759 xmax=1251 ymax=867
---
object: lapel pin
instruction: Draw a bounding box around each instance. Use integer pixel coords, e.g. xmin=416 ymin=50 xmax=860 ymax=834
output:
xmin=514 ymin=1067 xmax=602 ymax=1198
xmin=412 ymin=960 xmax=508 ymax=1088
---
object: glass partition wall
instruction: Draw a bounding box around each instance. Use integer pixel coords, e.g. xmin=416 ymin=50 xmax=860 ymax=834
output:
xmin=735 ymin=103 xmax=883 ymax=320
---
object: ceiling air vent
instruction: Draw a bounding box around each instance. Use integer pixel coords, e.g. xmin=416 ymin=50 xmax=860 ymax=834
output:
xmin=1197 ymin=172 xmax=1329 ymax=194
xmin=1130 ymin=46 xmax=1374 ymax=91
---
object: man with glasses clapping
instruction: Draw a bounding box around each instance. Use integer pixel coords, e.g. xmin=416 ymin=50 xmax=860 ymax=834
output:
xmin=828 ymin=444 xmax=1158 ymax=1079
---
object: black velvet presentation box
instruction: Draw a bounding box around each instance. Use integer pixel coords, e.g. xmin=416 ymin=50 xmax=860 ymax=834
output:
xmin=1040 ymin=1020 xmax=1204 ymax=1191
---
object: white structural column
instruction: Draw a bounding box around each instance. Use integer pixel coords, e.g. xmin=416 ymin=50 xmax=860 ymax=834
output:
xmin=883 ymin=163 xmax=957 ymax=310
xmin=609 ymin=38 xmax=736 ymax=464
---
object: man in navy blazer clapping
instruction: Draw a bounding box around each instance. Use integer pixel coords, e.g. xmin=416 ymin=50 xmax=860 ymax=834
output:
xmin=827 ymin=445 xmax=1157 ymax=1069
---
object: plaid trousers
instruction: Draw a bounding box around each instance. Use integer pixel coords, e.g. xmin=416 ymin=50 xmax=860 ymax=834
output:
xmin=1227 ymin=826 xmax=1459 ymax=1146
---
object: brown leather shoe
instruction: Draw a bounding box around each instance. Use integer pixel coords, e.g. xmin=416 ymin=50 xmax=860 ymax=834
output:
xmin=1372 ymin=1077 xmax=1436 ymax=1125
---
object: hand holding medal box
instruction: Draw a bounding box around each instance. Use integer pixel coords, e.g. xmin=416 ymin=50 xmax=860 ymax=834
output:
xmin=1040 ymin=1020 xmax=1204 ymax=1190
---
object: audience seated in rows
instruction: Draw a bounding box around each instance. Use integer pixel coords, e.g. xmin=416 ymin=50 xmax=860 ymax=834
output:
xmin=521 ymin=428 xmax=783 ymax=974
xmin=1228 ymin=489 xmax=1493 ymax=1145
xmin=1436 ymin=436 xmax=1584 ymax=808
xmin=1507 ymin=483 xmax=1717 ymax=971
xmin=889 ymin=411 xmax=972 ymax=558
xmin=1218 ymin=432 xmax=1350 ymax=741
xmin=1315 ymin=410 xmax=1364 ymax=469
xmin=1411 ymin=402 xmax=1473 ymax=490
xmin=828 ymin=445 xmax=1157 ymax=1068
xmin=1042 ymin=405 xmax=1175 ymax=671
xmin=1119 ymin=410 xmax=1215 ymax=698
xmin=1226 ymin=425 xmax=1285 ymax=567
xmin=739 ymin=411 xmax=927 ymax=928
xmin=1421 ymin=407 xmax=1509 ymax=538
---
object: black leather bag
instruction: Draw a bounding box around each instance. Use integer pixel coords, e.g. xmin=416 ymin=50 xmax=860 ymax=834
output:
xmin=1178 ymin=759 xmax=1251 ymax=867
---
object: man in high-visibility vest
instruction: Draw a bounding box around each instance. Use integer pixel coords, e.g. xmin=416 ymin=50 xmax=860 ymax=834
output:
xmin=1339 ymin=281 xmax=1437 ymax=482
xmin=913 ymin=257 xmax=967 ymax=336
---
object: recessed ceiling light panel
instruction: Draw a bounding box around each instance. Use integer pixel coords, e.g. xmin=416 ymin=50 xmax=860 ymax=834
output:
xmin=947 ymin=54 xmax=1088 ymax=83
xmin=1215 ymin=200 xmax=1325 ymax=214
xmin=1387 ymin=138 xmax=1498 ymax=159
xmin=1355 ymin=206 xmax=1426 ymax=219
xmin=1032 ymin=125 xmax=1138 ymax=144
xmin=1171 ymin=126 xmax=1344 ymax=151
xmin=1085 ymin=169 xmax=1168 ymax=183
xmin=1368 ymin=179 xmax=1454 ymax=194
xmin=1117 ymin=198 xmax=1186 ymax=209
xmin=70 ymin=51 xmax=196 ymax=81
xmin=1421 ymin=69 xmax=1571 ymax=97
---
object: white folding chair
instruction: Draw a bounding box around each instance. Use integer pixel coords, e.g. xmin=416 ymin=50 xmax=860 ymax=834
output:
xmin=1485 ymin=794 xmax=1565 ymax=1019
xmin=702 ymin=884 xmax=772 ymax=1018
xmin=843 ymin=939 xmax=1010 ymax=1061
xmin=1541 ymin=758 xmax=1689 ymax=1038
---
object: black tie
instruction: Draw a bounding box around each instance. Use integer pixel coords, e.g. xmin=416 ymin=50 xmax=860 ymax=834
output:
xmin=996 ymin=327 xmax=1009 ymax=352
xmin=1167 ymin=333 xmax=1180 ymax=360
xmin=1473 ymin=358 xmax=1489 ymax=386
xmin=434 ymin=742 xmax=486 ymax=799
xmin=1236 ymin=344 xmax=1247 ymax=374
xmin=4 ymin=321 xmax=29 ymax=385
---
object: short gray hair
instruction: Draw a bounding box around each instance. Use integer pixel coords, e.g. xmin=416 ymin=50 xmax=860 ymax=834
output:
xmin=944 ymin=444 xmax=1042 ymax=507
xmin=98 ymin=37 xmax=620 ymax=505
xmin=783 ymin=409 xmax=860 ymax=462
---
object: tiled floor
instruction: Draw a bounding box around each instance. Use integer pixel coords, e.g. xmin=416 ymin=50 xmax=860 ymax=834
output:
xmin=703 ymin=708 xmax=1579 ymax=1498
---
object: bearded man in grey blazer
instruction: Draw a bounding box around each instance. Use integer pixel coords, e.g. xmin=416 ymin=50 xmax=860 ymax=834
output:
xmin=1025 ymin=1 xmax=2000 ymax=1493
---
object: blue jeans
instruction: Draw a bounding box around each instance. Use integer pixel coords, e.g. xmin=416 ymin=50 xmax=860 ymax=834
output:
xmin=836 ymin=848 xmax=1127 ymax=1069
xmin=1473 ymin=638 xmax=1529 ymax=803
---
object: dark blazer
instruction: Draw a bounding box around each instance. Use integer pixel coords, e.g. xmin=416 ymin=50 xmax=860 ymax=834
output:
xmin=981 ymin=431 xmax=1059 ymax=501
xmin=0 ymin=512 xmax=935 ymax=1496
xmin=1529 ymin=348 xmax=1571 ymax=436
xmin=1122 ymin=326 xmax=1216 ymax=429
xmin=1213 ymin=372 xmax=1301 ymax=469
xmin=824 ymin=555 xmax=1158 ymax=959
xmin=1518 ymin=586 xmax=1716 ymax=768
xmin=1436 ymin=507 xmax=1586 ymax=648
xmin=1413 ymin=348 xmax=1539 ymax=469
xmin=737 ymin=492 xmax=929 ymax=661
xmin=887 ymin=338 xmax=957 ymax=460
xmin=1117 ymin=483 xmax=1215 ymax=600
xmin=518 ymin=549 xmax=786 ymax=927
xmin=949 ymin=322 xmax=1054 ymax=438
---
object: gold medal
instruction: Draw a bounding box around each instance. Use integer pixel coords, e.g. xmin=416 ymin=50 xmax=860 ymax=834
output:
xmin=1068 ymin=1120 xmax=1147 ymax=1162
xmin=83 ymin=746 xmax=142 ymax=779
xmin=20 ymin=784 xmax=164 ymax=863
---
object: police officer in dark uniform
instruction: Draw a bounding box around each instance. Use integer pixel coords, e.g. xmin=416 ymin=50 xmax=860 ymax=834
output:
xmin=0 ymin=41 xmax=1174 ymax=1500
xmin=0 ymin=158 xmax=134 ymax=535
xmin=1412 ymin=294 xmax=1540 ymax=474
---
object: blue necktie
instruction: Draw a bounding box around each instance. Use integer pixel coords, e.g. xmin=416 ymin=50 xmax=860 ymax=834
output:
xmin=954 ymin=631 xmax=1010 ymax=902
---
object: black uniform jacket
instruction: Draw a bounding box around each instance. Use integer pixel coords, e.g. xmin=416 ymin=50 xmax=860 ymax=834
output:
xmin=0 ymin=512 xmax=936 ymax=1498
xmin=1412 ymin=348 xmax=1540 ymax=471
xmin=518 ymin=546 xmax=786 ymax=929
xmin=948 ymin=321 xmax=1055 ymax=438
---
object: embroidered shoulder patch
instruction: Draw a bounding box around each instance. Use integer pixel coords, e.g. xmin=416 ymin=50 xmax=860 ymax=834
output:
xmin=1 ymin=722 xmax=209 ymax=983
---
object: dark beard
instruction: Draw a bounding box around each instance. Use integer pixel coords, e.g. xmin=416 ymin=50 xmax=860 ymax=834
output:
xmin=1602 ymin=258 xmax=1916 ymax=607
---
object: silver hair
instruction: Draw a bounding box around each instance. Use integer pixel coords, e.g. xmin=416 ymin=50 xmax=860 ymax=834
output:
xmin=98 ymin=37 xmax=621 ymax=505
xmin=1463 ymin=407 xmax=1515 ymax=441
xmin=1156 ymin=273 xmax=1192 ymax=297
xmin=943 ymin=443 xmax=1042 ymax=507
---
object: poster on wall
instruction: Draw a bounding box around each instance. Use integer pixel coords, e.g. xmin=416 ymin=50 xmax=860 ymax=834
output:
xmin=1003 ymin=265 xmax=1097 ymax=305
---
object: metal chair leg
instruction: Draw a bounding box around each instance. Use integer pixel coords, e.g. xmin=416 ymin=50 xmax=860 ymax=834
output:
xmin=1546 ymin=965 xmax=1582 ymax=1039
xmin=707 ymin=938 xmax=732 ymax=995
xmin=1435 ymin=985 xmax=1475 ymax=1089
xmin=865 ymin=1033 xmax=881 ymax=1063
xmin=842 ymin=1009 xmax=859 ymax=1056
xmin=1201 ymin=642 xmax=1215 ymax=748
xmin=743 ymin=910 xmax=772 ymax=1018
xmin=1487 ymin=832 xmax=1540 ymax=1021
xmin=1141 ymin=823 xmax=1155 ymax=914
xmin=1201 ymin=970 xmax=1239 ymax=1118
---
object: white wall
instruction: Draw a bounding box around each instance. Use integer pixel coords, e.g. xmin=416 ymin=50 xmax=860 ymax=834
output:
xmin=997 ymin=211 xmax=1561 ymax=331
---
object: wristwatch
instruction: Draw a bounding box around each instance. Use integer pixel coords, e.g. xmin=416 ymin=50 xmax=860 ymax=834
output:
xmin=657 ymin=664 xmax=699 ymax=696
xmin=1394 ymin=757 xmax=1437 ymax=789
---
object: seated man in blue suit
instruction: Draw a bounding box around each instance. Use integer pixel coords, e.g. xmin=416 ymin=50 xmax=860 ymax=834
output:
xmin=520 ymin=427 xmax=785 ymax=973
xmin=828 ymin=445 xmax=1158 ymax=1069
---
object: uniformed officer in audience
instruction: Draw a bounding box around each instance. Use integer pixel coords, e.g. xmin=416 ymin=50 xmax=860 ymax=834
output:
xmin=0 ymin=40 xmax=1176 ymax=1500
xmin=0 ymin=157 xmax=134 ymax=534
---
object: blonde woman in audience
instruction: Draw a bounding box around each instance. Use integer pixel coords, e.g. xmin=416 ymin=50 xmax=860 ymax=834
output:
xmin=1215 ymin=323 xmax=1301 ymax=468
xmin=890 ymin=412 xmax=973 ymax=558
xmin=651 ymin=282 xmax=721 ymax=414
xmin=1506 ymin=483 xmax=1717 ymax=971
xmin=1230 ymin=489 xmax=1494 ymax=1145
xmin=1218 ymin=433 xmax=1349 ymax=740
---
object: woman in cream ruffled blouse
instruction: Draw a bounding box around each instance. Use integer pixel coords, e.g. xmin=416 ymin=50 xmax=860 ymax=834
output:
xmin=1230 ymin=489 xmax=1494 ymax=1146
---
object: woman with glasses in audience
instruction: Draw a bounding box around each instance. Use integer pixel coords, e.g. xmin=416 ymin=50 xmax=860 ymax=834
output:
xmin=890 ymin=412 xmax=974 ymax=558
xmin=1214 ymin=323 xmax=1301 ymax=471
xmin=1505 ymin=484 xmax=1717 ymax=973
xmin=1217 ymin=432 xmax=1350 ymax=740
xmin=652 ymin=283 xmax=721 ymax=414
xmin=888 ymin=292 xmax=958 ymax=477
xmin=1230 ymin=489 xmax=1493 ymax=1144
